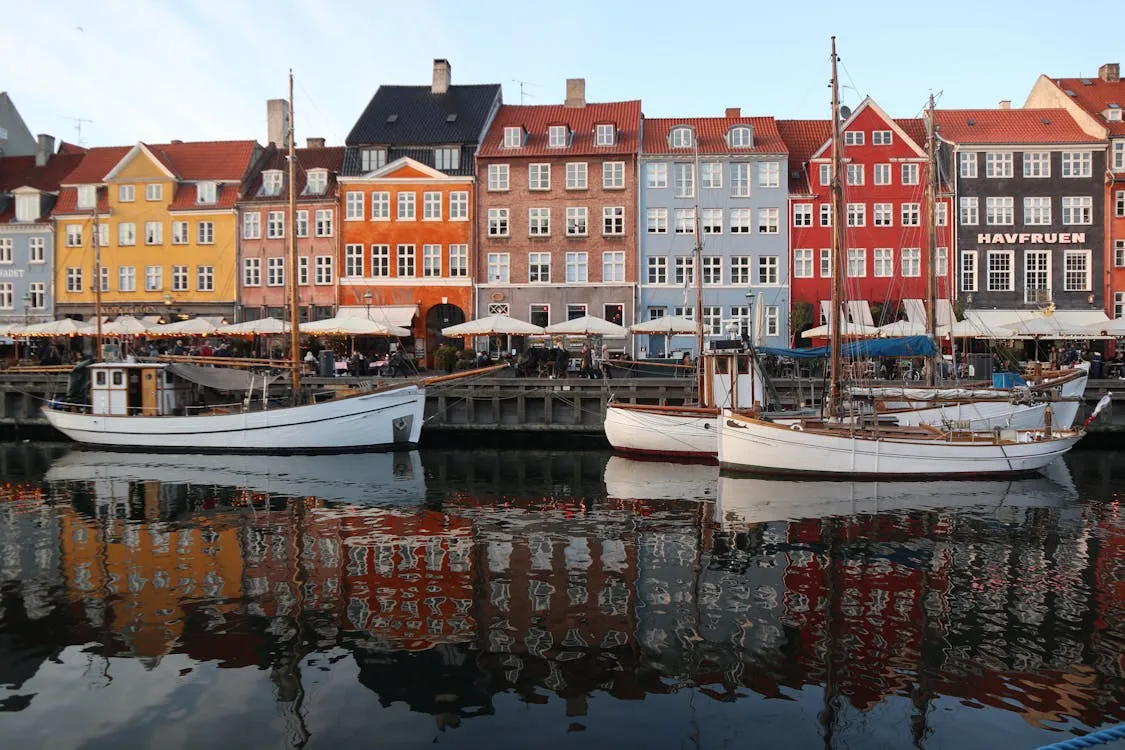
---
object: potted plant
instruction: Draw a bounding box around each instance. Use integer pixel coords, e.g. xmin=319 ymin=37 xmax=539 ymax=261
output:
xmin=434 ymin=344 xmax=459 ymax=374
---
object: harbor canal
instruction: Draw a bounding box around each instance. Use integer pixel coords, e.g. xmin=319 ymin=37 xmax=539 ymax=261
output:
xmin=0 ymin=444 xmax=1122 ymax=749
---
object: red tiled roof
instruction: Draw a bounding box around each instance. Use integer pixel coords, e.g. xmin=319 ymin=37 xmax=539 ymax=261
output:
xmin=776 ymin=119 xmax=831 ymax=192
xmin=642 ymin=116 xmax=787 ymax=155
xmin=897 ymin=119 xmax=927 ymax=147
xmin=167 ymin=183 xmax=240 ymax=211
xmin=59 ymin=146 xmax=131 ymax=185
xmin=59 ymin=141 xmax=259 ymax=185
xmin=934 ymin=109 xmax=1102 ymax=145
xmin=0 ymin=151 xmax=86 ymax=193
xmin=478 ymin=100 xmax=642 ymax=158
xmin=1049 ymin=77 xmax=1125 ymax=136
xmin=52 ymin=187 xmax=111 ymax=216
xmin=241 ymin=145 xmax=346 ymax=203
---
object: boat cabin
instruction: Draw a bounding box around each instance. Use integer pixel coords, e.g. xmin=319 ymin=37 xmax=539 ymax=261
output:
xmin=701 ymin=343 xmax=767 ymax=410
xmin=89 ymin=362 xmax=187 ymax=416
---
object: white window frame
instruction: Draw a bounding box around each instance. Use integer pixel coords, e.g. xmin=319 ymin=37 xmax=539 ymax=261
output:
xmin=603 ymin=251 xmax=625 ymax=283
xmin=901 ymin=247 xmax=921 ymax=278
xmin=701 ymin=162 xmax=722 ymax=189
xmin=646 ymin=208 xmax=667 ymax=234
xmin=243 ymin=212 xmax=261 ymax=239
xmin=873 ymin=247 xmax=894 ymax=278
xmin=488 ymin=252 xmax=510 ymax=283
xmin=422 ymin=244 xmax=442 ymax=277
xmin=171 ymin=265 xmax=188 ymax=292
xmin=346 ymin=191 xmax=364 ymax=220
xmin=1061 ymin=151 xmax=1092 ymax=178
xmin=873 ymin=163 xmax=891 ymax=185
xmin=602 ymin=161 xmax=625 ymax=189
xmin=423 ymin=191 xmax=442 ymax=221
xmin=595 ymin=124 xmax=616 ymax=146
xmin=28 ymin=237 xmax=45 ymax=264
xmin=117 ymin=184 xmax=134 ymax=202
xmin=901 ymin=203 xmax=920 ymax=227
xmin=959 ymin=152 xmax=977 ymax=178
xmin=1023 ymin=151 xmax=1050 ymax=178
xmin=674 ymin=163 xmax=695 ymax=198
xmin=984 ymin=152 xmax=1013 ymax=178
xmin=267 ymin=211 xmax=284 ymax=239
xmin=266 ymin=257 xmax=285 ymax=287
xmin=646 ymin=163 xmax=668 ymax=188
xmin=118 ymin=265 xmax=135 ymax=292
xmin=986 ymin=249 xmax=1015 ymax=292
xmin=757 ymin=207 xmax=779 ymax=234
xmin=502 ymin=127 xmax=522 ymax=148
xmin=647 ymin=256 xmax=668 ymax=285
xmin=730 ymin=256 xmax=752 ymax=285
xmin=488 ymin=208 xmax=509 ymax=237
xmin=759 ymin=162 xmax=780 ymax=188
xmin=396 ymin=192 xmax=416 ymax=221
xmin=449 ymin=245 xmax=468 ymax=277
xmin=793 ymin=249 xmax=814 ymax=278
xmin=872 ymin=130 xmax=892 ymax=145
xmin=450 ymin=191 xmax=468 ymax=220
xmin=1063 ymin=249 xmax=1092 ymax=291
xmin=196 ymin=181 xmax=217 ymax=204
xmin=566 ymin=206 xmax=588 ymax=236
xmin=315 ymin=255 xmax=334 ymax=285
xmin=959 ymin=197 xmax=979 ymax=226
xmin=487 ymin=164 xmax=509 ymax=191
xmin=794 ymin=204 xmax=812 ymax=227
xmin=396 ymin=245 xmax=416 ymax=278
xmin=528 ymin=207 xmax=550 ymax=237
xmin=528 ymin=163 xmax=551 ymax=191
xmin=565 ymin=252 xmax=588 ymax=283
xmin=757 ymin=255 xmax=779 ymax=285
xmin=344 ymin=244 xmax=364 ymax=277
xmin=846 ymin=248 xmax=866 ymax=278
xmin=1024 ymin=196 xmax=1052 ymax=226
xmin=370 ymin=245 xmax=390 ymax=277
xmin=901 ymin=163 xmax=919 ymax=185
xmin=145 ymin=183 xmax=163 ymax=202
xmin=1061 ymin=196 xmax=1093 ymax=225
xmin=1025 ymin=249 xmax=1052 ymax=304
xmin=729 ymin=208 xmax=751 ymax=234
xmin=731 ymin=163 xmax=750 ymax=197
xmin=371 ymin=192 xmax=390 ymax=221
xmin=960 ymin=250 xmax=977 ymax=293
xmin=603 ymin=206 xmax=625 ymax=236
xmin=196 ymin=265 xmax=214 ymax=292
xmin=873 ymin=203 xmax=893 ymax=227
xmin=528 ymin=251 xmax=551 ymax=283
xmin=548 ymin=125 xmax=568 ymax=148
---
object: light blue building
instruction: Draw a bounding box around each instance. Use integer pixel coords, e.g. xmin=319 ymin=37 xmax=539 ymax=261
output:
xmin=638 ymin=113 xmax=790 ymax=356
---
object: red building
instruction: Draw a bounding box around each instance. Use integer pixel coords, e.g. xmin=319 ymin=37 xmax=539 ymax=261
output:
xmin=779 ymin=98 xmax=953 ymax=342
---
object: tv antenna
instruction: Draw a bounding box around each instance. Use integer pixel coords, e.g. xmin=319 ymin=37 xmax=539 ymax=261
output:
xmin=69 ymin=117 xmax=94 ymax=146
xmin=511 ymin=79 xmax=539 ymax=105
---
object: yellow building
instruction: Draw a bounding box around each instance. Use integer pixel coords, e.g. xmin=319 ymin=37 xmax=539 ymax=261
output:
xmin=52 ymin=141 xmax=263 ymax=320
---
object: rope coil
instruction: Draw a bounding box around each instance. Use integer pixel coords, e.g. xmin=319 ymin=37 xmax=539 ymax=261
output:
xmin=1036 ymin=724 xmax=1125 ymax=750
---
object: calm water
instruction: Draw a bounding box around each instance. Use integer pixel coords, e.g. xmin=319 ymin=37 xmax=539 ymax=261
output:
xmin=0 ymin=444 xmax=1123 ymax=750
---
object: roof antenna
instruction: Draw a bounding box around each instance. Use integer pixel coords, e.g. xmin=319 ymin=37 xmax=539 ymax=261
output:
xmin=69 ymin=117 xmax=94 ymax=146
xmin=511 ymin=79 xmax=539 ymax=105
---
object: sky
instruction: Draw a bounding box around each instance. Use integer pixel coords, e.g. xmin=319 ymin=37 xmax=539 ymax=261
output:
xmin=2 ymin=0 xmax=1123 ymax=149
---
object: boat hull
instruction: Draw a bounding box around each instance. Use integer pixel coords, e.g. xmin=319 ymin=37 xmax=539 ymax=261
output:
xmin=878 ymin=399 xmax=1080 ymax=430
xmin=603 ymin=404 xmax=719 ymax=458
xmin=42 ymin=385 xmax=426 ymax=453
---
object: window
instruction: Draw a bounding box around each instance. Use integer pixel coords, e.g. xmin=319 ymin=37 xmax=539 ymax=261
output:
xmin=1114 ymin=141 xmax=1125 ymax=171
xmin=794 ymin=204 xmax=812 ymax=227
xmin=450 ymin=191 xmax=468 ymax=220
xmin=603 ymin=161 xmax=625 ymax=189
xmin=566 ymin=162 xmax=588 ymax=190
xmin=346 ymin=192 xmax=364 ymax=220
xmin=670 ymin=127 xmax=693 ymax=148
xmin=1064 ymin=250 xmax=1091 ymax=291
xmin=936 ymin=246 xmax=948 ymax=277
xmin=488 ymin=164 xmax=509 ymax=191
xmin=117 ymin=184 xmax=134 ymax=202
xmin=0 ymin=239 xmax=10 ymax=263
xmin=397 ymin=192 xmax=415 ymax=220
xmin=674 ymin=163 xmax=694 ymax=198
xmin=874 ymin=248 xmax=894 ymax=277
xmin=984 ymin=152 xmax=1013 ymax=178
xmin=844 ymin=131 xmax=864 ymax=146
xmin=66 ymin=267 xmax=83 ymax=293
xmin=985 ymin=197 xmax=1014 ymax=225
xmin=1024 ymin=196 xmax=1051 ymax=225
xmin=369 ymin=192 xmax=390 ymax=221
xmin=673 ymin=256 xmax=694 ymax=285
xmin=529 ymin=163 xmax=550 ymax=190
xmin=819 ymin=163 xmax=832 ymax=186
xmin=99 ymin=269 xmax=110 ymax=295
xmin=1025 ymin=250 xmax=1051 ymax=303
xmin=267 ymin=211 xmax=284 ymax=238
xmin=872 ymin=130 xmax=892 ymax=145
xmin=759 ymin=162 xmax=780 ymax=188
xmin=65 ymin=226 xmax=82 ymax=248
xmin=902 ymin=247 xmax=921 ymax=277
xmin=959 ymin=152 xmax=977 ymax=178
xmin=567 ymin=303 xmax=588 ymax=320
xmin=528 ymin=207 xmax=550 ymax=236
xmin=730 ymin=208 xmax=751 ymax=233
xmin=703 ymin=306 xmax=722 ymax=336
xmin=758 ymin=256 xmax=779 ymax=285
xmin=145 ymin=265 xmax=161 ymax=291
xmin=1062 ymin=196 xmax=1093 ymax=225
xmin=27 ymin=282 xmax=44 ymax=309
xmin=117 ymin=265 xmax=135 ymax=292
xmin=97 ymin=224 xmax=109 ymax=248
xmin=1117 ymin=292 xmax=1125 ymax=320
xmin=344 ymin=244 xmax=364 ymax=277
xmin=901 ymin=163 xmax=919 ymax=185
xmin=820 ymin=249 xmax=832 ymax=278
xmin=548 ymin=125 xmax=568 ymax=148
xmin=172 ymin=265 xmax=188 ymax=292
xmin=565 ymin=206 xmax=588 ymax=236
xmin=1061 ymin=152 xmax=1092 ymax=178
xmin=529 ymin=252 xmax=551 ymax=283
xmin=28 ymin=238 xmax=44 ymax=263
xmin=503 ymin=127 xmax=522 ymax=148
xmin=901 ymin=203 xmax=920 ymax=226
xmin=701 ymin=208 xmax=722 ymax=234
xmin=1117 ymin=190 xmax=1125 ymax=218
xmin=986 ymin=250 xmax=1014 ymax=291
xmin=315 ymin=255 xmax=334 ymax=284
xmin=603 ymin=206 xmax=625 ymax=236
xmin=396 ymin=245 xmax=416 ymax=277
xmin=196 ymin=182 xmax=217 ymax=204
xmin=647 ymin=256 xmax=667 ymax=284
xmin=488 ymin=208 xmax=509 ymax=236
xmin=674 ymin=208 xmax=695 ymax=234
xmin=529 ymin=304 xmax=550 ymax=327
xmin=846 ymin=203 xmax=865 ymax=227
xmin=758 ymin=208 xmax=779 ymax=234
xmin=794 ymin=249 xmax=814 ymax=278
xmin=565 ymin=252 xmax=588 ymax=283
xmin=731 ymin=256 xmax=752 ymax=284
xmin=298 ymin=257 xmax=309 ymax=285
xmin=1117 ymin=240 xmax=1125 ymax=268
xmin=729 ymin=126 xmax=753 ymax=147
xmin=1023 ymin=151 xmax=1050 ymax=178
xmin=243 ymin=212 xmax=261 ymax=239
xmin=14 ymin=194 xmax=38 ymax=221
xmin=118 ymin=222 xmax=136 ymax=246
xmin=765 ymin=306 xmax=780 ymax=337
xmin=646 ymin=163 xmax=668 ymax=188
xmin=846 ymin=163 xmax=864 ymax=186
xmin=313 ymin=209 xmax=332 ymax=236
xmin=0 ymin=283 xmax=10 ymax=309
xmin=820 ymin=204 xmax=832 ymax=227
xmin=960 ymin=251 xmax=977 ymax=292
xmin=266 ymin=257 xmax=285 ymax=286
xmin=701 ymin=255 xmax=722 ymax=284
xmin=959 ymin=197 xmax=978 ymax=225
xmin=873 ymin=203 xmax=893 ymax=226
xmin=422 ymin=244 xmax=442 ymax=277
xmin=731 ymin=163 xmax=750 ymax=196
xmin=145 ymin=183 xmax=163 ymax=201
xmin=197 ymin=265 xmax=214 ymax=291
xmin=873 ymin=163 xmax=891 ymax=185
xmin=701 ymin=162 xmax=722 ymax=189
xmin=847 ymin=248 xmax=866 ymax=277
xmin=674 ymin=306 xmax=694 ymax=320
xmin=361 ymin=148 xmax=387 ymax=171
xmin=595 ymin=124 xmax=616 ymax=146
xmin=370 ymin=245 xmax=389 ymax=277
xmin=303 ymin=169 xmax=327 ymax=195
xmin=433 ymin=147 xmax=460 ymax=171
xmin=449 ymin=245 xmax=468 ymax=277
xmin=144 ymin=221 xmax=162 ymax=245
xmin=423 ymin=191 xmax=442 ymax=220
xmin=196 ymin=221 xmax=214 ymax=244
xmin=76 ymin=185 xmax=95 ymax=210
xmin=646 ymin=208 xmax=667 ymax=233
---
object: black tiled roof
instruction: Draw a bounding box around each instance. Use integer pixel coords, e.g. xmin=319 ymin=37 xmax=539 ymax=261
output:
xmin=341 ymin=145 xmax=478 ymax=177
xmin=344 ymin=84 xmax=502 ymax=148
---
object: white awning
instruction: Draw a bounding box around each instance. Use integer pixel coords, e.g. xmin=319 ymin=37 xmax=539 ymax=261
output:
xmin=337 ymin=305 xmax=418 ymax=328
xmin=846 ymin=300 xmax=874 ymax=326
xmin=962 ymin=309 xmax=1111 ymax=338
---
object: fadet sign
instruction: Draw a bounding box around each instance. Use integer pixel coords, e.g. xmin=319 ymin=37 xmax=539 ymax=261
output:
xmin=977 ymin=232 xmax=1086 ymax=245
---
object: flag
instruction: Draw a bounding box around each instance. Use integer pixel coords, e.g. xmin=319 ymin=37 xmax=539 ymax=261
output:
xmin=1084 ymin=392 xmax=1113 ymax=428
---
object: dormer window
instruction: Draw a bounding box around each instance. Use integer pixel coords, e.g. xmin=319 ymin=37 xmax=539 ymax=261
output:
xmin=434 ymin=147 xmax=460 ymax=171
xmin=728 ymin=126 xmax=753 ymax=148
xmin=595 ymin=124 xmax=616 ymax=146
xmin=503 ymin=127 xmax=523 ymax=148
xmin=1106 ymin=105 xmax=1122 ymax=122
xmin=14 ymin=191 xmax=39 ymax=222
xmin=76 ymin=185 xmax=96 ymax=210
xmin=260 ymin=170 xmax=283 ymax=197
xmin=196 ymin=181 xmax=217 ymax=204
xmin=670 ymin=127 xmax=693 ymax=149
xmin=360 ymin=147 xmax=387 ymax=172
xmin=305 ymin=169 xmax=328 ymax=195
xmin=548 ymin=125 xmax=569 ymax=148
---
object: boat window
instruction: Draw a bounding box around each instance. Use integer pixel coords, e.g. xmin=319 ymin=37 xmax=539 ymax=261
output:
xmin=112 ymin=371 xmax=124 ymax=386
xmin=714 ymin=358 xmax=729 ymax=374
xmin=737 ymin=358 xmax=750 ymax=374
xmin=95 ymin=371 xmax=106 ymax=386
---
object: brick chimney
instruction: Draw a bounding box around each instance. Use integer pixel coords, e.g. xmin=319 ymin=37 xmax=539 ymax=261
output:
xmin=432 ymin=59 xmax=451 ymax=95
xmin=267 ymin=99 xmax=290 ymax=149
xmin=306 ymin=137 xmax=326 ymax=149
xmin=998 ymin=100 xmax=1011 ymax=110
xmin=35 ymin=134 xmax=54 ymax=167
xmin=1100 ymin=63 xmax=1120 ymax=82
xmin=565 ymin=78 xmax=586 ymax=108
xmin=725 ymin=107 xmax=741 ymax=117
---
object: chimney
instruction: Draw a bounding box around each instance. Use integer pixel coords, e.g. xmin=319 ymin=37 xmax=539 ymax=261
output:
xmin=306 ymin=137 xmax=326 ymax=149
xmin=35 ymin=134 xmax=55 ymax=167
xmin=170 ymin=139 xmax=183 ymax=144
xmin=432 ymin=59 xmax=451 ymax=95
xmin=998 ymin=100 xmax=1011 ymax=110
xmin=1100 ymin=63 xmax=1121 ymax=82
xmin=725 ymin=107 xmax=741 ymax=118
xmin=267 ymin=99 xmax=290 ymax=149
xmin=565 ymin=78 xmax=586 ymax=108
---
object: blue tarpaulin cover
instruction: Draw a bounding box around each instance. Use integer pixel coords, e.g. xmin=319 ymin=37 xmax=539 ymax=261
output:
xmin=758 ymin=335 xmax=937 ymax=360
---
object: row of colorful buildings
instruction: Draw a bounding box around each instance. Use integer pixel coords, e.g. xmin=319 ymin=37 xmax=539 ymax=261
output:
xmin=2 ymin=59 xmax=1125 ymax=361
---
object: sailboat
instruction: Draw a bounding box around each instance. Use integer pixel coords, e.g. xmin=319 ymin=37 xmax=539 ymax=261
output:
xmin=42 ymin=73 xmax=432 ymax=453
xmin=716 ymin=38 xmax=1084 ymax=478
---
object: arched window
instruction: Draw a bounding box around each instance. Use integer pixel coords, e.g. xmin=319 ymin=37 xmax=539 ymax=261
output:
xmin=729 ymin=126 xmax=753 ymax=148
xmin=670 ymin=127 xmax=693 ymax=149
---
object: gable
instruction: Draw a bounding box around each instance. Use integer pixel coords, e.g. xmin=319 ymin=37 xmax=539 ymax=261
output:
xmin=383 ymin=163 xmax=434 ymax=180
xmin=105 ymin=144 xmax=178 ymax=182
xmin=357 ymin=156 xmax=451 ymax=181
xmin=810 ymin=97 xmax=926 ymax=159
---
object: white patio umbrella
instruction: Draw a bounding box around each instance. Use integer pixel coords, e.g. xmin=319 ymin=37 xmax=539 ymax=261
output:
xmin=217 ymin=317 xmax=291 ymax=335
xmin=441 ymin=314 xmax=545 ymax=337
xmin=300 ymin=316 xmax=410 ymax=337
xmin=801 ymin=321 xmax=881 ymax=339
xmin=1003 ymin=316 xmax=1108 ymax=338
xmin=1084 ymin=317 xmax=1125 ymax=336
xmin=628 ymin=315 xmax=699 ymax=335
xmin=544 ymin=315 xmax=628 ymax=337
xmin=146 ymin=318 xmax=219 ymax=337
xmin=19 ymin=318 xmax=90 ymax=337
xmin=876 ymin=320 xmax=929 ymax=338
xmin=101 ymin=315 xmax=150 ymax=336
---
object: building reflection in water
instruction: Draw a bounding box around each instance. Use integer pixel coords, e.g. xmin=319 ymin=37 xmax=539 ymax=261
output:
xmin=0 ymin=443 xmax=1122 ymax=746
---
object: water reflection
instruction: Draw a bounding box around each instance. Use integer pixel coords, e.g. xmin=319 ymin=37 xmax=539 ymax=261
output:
xmin=0 ymin=444 xmax=1121 ymax=749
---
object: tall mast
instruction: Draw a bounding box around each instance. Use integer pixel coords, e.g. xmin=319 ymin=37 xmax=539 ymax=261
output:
xmin=692 ymin=131 xmax=704 ymax=360
xmin=92 ymin=208 xmax=103 ymax=360
xmin=924 ymin=92 xmax=939 ymax=386
xmin=827 ymin=37 xmax=845 ymax=419
xmin=287 ymin=71 xmax=301 ymax=396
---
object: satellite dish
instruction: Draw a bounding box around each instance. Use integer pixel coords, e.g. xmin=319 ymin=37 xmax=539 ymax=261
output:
xmin=840 ymin=105 xmax=852 ymax=119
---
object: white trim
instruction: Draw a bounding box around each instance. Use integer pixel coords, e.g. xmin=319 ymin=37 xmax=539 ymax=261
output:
xmin=103 ymin=143 xmax=178 ymax=182
xmin=345 ymin=156 xmax=472 ymax=183
xmin=810 ymin=97 xmax=926 ymax=159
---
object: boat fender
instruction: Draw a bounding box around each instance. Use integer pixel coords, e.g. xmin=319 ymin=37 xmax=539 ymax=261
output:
xmin=790 ymin=424 xmax=804 ymax=431
xmin=726 ymin=419 xmax=746 ymax=429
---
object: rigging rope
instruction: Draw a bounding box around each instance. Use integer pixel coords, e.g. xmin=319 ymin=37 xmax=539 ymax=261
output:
xmin=1035 ymin=724 xmax=1125 ymax=750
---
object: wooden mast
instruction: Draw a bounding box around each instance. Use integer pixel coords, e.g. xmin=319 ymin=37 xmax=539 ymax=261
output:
xmin=287 ymin=71 xmax=301 ymax=397
xmin=827 ymin=37 xmax=845 ymax=419
xmin=924 ymin=92 xmax=939 ymax=386
xmin=92 ymin=208 xmax=103 ymax=359
xmin=692 ymin=129 xmax=704 ymax=371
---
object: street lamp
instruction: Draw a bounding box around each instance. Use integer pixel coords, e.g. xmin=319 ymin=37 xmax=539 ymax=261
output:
xmin=363 ymin=290 xmax=373 ymax=320
xmin=21 ymin=292 xmax=31 ymax=327
xmin=745 ymin=291 xmax=756 ymax=346
xmin=163 ymin=292 xmax=174 ymax=306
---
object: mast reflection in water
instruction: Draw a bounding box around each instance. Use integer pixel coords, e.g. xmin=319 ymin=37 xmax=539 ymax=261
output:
xmin=0 ymin=443 xmax=1122 ymax=749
